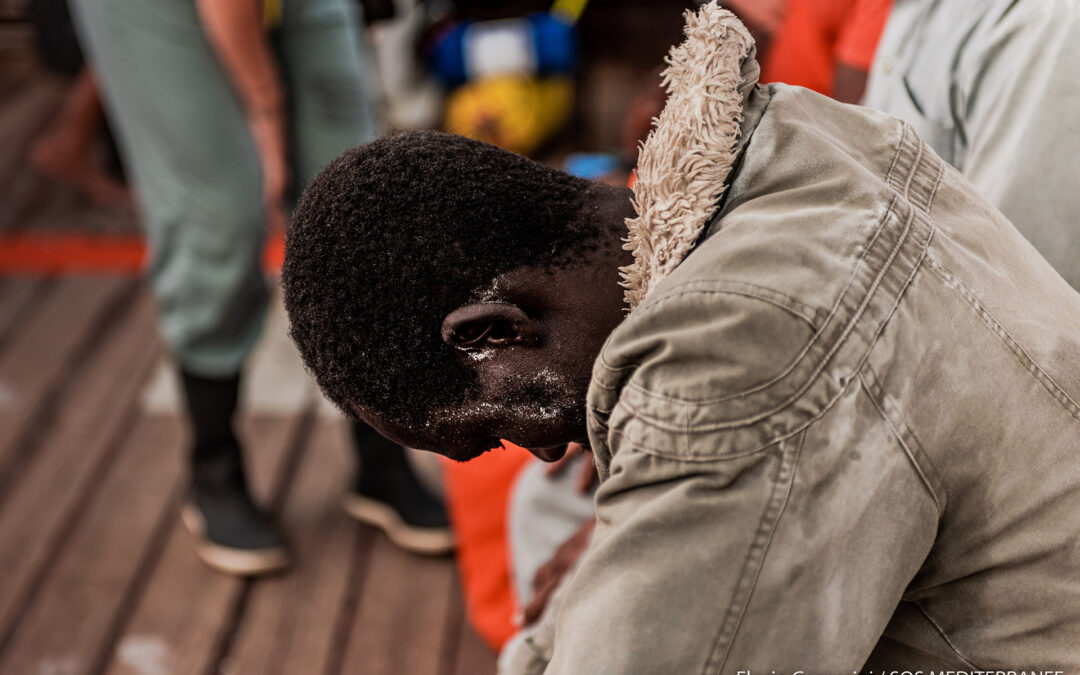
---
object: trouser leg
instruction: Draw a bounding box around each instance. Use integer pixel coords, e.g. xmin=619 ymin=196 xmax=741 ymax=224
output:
xmin=276 ymin=0 xmax=382 ymax=190
xmin=69 ymin=0 xmax=269 ymax=378
xmin=179 ymin=369 xmax=245 ymax=489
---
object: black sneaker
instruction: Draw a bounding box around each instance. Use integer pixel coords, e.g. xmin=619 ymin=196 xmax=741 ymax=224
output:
xmin=181 ymin=483 xmax=293 ymax=577
xmin=343 ymin=488 xmax=454 ymax=556
xmin=177 ymin=368 xmax=293 ymax=576
xmin=346 ymin=422 xmax=454 ymax=556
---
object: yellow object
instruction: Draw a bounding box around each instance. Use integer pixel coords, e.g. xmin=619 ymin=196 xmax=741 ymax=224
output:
xmin=263 ymin=0 xmax=283 ymax=28
xmin=550 ymin=0 xmax=589 ymax=23
xmin=444 ymin=75 xmax=574 ymax=156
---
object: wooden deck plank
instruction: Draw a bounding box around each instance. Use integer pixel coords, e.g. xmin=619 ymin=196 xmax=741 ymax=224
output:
xmin=222 ymin=417 xmax=367 ymax=675
xmin=0 ymin=67 xmax=27 ymax=101
xmin=0 ymin=290 xmax=159 ymax=649
xmin=51 ymin=201 xmax=140 ymax=236
xmin=99 ymin=413 xmax=311 ymax=675
xmin=0 ymin=0 xmax=27 ymax=21
xmin=448 ymin=589 xmax=498 ymax=675
xmin=101 ymin=523 xmax=242 ymax=675
xmin=19 ymin=179 xmax=140 ymax=236
xmin=0 ymin=415 xmax=183 ymax=675
xmin=0 ymin=27 xmax=33 ymax=72
xmin=338 ymin=533 xmax=460 ymax=675
xmin=0 ymin=76 xmax=66 ymax=232
xmin=0 ymin=276 xmax=46 ymax=349
xmin=0 ymin=75 xmax=64 ymax=188
xmin=0 ymin=167 xmax=58 ymax=233
xmin=0 ymin=275 xmax=131 ymax=482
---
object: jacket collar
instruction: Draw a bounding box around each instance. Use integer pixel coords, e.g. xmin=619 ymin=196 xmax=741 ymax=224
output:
xmin=620 ymin=2 xmax=758 ymax=310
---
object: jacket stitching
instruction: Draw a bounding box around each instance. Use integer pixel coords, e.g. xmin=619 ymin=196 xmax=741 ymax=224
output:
xmin=925 ymin=155 xmax=944 ymax=212
xmin=914 ymin=600 xmax=981 ymax=669
xmin=617 ymin=205 xmax=919 ymax=431
xmin=858 ymin=367 xmax=946 ymax=516
xmin=605 ymin=374 xmax=853 ymax=462
xmin=608 ymin=194 xmax=901 ymax=410
xmin=926 ymin=257 xmax=1080 ymax=425
xmin=634 ymin=281 xmax=827 ymax=329
xmin=902 ymin=133 xmax=925 ymax=201
xmin=595 ymin=120 xmax=919 ymax=394
xmin=884 ymin=121 xmax=910 ymax=186
xmin=595 ymin=283 xmax=823 ymax=388
xmin=593 ymin=193 xmax=899 ymax=390
xmin=705 ymin=430 xmax=805 ymax=674
xmin=604 ymin=209 xmax=931 ymax=465
xmin=623 ymin=289 xmax=821 ymax=405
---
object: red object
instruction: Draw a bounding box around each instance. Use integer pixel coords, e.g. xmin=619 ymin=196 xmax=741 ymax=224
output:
xmin=761 ymin=0 xmax=892 ymax=96
xmin=442 ymin=441 xmax=534 ymax=650
xmin=0 ymin=231 xmax=286 ymax=275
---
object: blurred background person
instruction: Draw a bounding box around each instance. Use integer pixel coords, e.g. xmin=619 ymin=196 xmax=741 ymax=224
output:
xmin=26 ymin=0 xmax=130 ymax=208
xmin=68 ymin=0 xmax=451 ymax=576
xmin=722 ymin=0 xmax=892 ymax=102
xmin=761 ymin=0 xmax=892 ymax=102
xmin=28 ymin=69 xmax=131 ymax=210
xmin=863 ymin=0 xmax=1080 ymax=289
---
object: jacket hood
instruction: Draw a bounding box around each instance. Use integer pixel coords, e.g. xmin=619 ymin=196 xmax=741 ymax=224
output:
xmin=621 ymin=2 xmax=756 ymax=310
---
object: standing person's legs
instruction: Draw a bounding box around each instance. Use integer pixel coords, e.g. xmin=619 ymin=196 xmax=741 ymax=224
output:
xmin=276 ymin=0 xmax=451 ymax=555
xmin=69 ymin=0 xmax=289 ymax=575
xmin=276 ymin=0 xmax=381 ymax=189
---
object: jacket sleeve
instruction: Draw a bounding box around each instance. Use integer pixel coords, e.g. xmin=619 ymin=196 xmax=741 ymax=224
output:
xmin=542 ymin=289 xmax=941 ymax=674
xmin=958 ymin=0 xmax=1080 ymax=288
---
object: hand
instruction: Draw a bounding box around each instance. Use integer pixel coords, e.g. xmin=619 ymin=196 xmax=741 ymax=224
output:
xmin=522 ymin=518 xmax=595 ymax=626
xmin=247 ymin=108 xmax=290 ymax=234
xmin=544 ymin=442 xmax=598 ymax=494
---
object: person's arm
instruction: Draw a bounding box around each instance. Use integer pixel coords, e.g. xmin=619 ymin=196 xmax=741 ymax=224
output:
xmin=718 ymin=0 xmax=785 ymax=63
xmin=832 ymin=0 xmax=893 ymax=103
xmin=956 ymin=1 xmax=1080 ymax=287
xmin=194 ymin=0 xmax=288 ymax=231
xmin=542 ymin=292 xmax=941 ymax=672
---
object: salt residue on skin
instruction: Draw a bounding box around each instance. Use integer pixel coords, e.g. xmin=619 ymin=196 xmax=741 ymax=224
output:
xmin=430 ymin=368 xmax=580 ymax=427
xmin=472 ymin=276 xmax=505 ymax=303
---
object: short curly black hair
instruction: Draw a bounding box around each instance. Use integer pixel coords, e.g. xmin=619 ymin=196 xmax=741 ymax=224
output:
xmin=283 ymin=130 xmax=600 ymax=427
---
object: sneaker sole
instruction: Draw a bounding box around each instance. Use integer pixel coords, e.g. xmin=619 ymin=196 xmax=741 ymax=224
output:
xmin=180 ymin=503 xmax=293 ymax=577
xmin=342 ymin=493 xmax=454 ymax=556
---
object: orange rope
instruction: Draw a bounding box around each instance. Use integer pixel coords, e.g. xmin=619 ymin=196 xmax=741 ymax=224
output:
xmin=0 ymin=232 xmax=285 ymax=276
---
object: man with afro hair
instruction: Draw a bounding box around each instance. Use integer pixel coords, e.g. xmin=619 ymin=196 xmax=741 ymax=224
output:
xmin=284 ymin=3 xmax=1080 ymax=671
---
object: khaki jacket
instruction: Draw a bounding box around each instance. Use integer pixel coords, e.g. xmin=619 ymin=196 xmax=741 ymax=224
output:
xmin=534 ymin=4 xmax=1080 ymax=673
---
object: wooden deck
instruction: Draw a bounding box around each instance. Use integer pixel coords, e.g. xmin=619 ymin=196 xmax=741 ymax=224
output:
xmin=0 ymin=63 xmax=497 ymax=675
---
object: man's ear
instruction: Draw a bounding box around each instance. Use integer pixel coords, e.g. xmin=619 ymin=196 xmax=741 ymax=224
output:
xmin=441 ymin=302 xmax=536 ymax=350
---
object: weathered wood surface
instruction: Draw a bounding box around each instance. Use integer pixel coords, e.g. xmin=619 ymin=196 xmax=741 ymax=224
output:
xmin=0 ymin=275 xmax=133 ymax=484
xmin=0 ymin=277 xmax=498 ymax=675
xmin=0 ymin=275 xmax=500 ymax=675
xmin=0 ymin=61 xmax=497 ymax=675
xmin=0 ymin=290 xmax=160 ymax=648
xmin=100 ymin=414 xmax=308 ymax=675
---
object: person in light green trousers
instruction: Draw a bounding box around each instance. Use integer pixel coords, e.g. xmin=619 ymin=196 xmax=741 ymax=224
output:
xmin=70 ymin=0 xmax=452 ymax=575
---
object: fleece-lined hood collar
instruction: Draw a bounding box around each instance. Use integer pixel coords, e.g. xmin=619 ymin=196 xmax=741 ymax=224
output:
xmin=621 ymin=2 xmax=757 ymax=310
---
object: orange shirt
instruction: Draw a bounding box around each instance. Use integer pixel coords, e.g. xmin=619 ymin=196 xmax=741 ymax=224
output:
xmin=761 ymin=0 xmax=893 ymax=96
